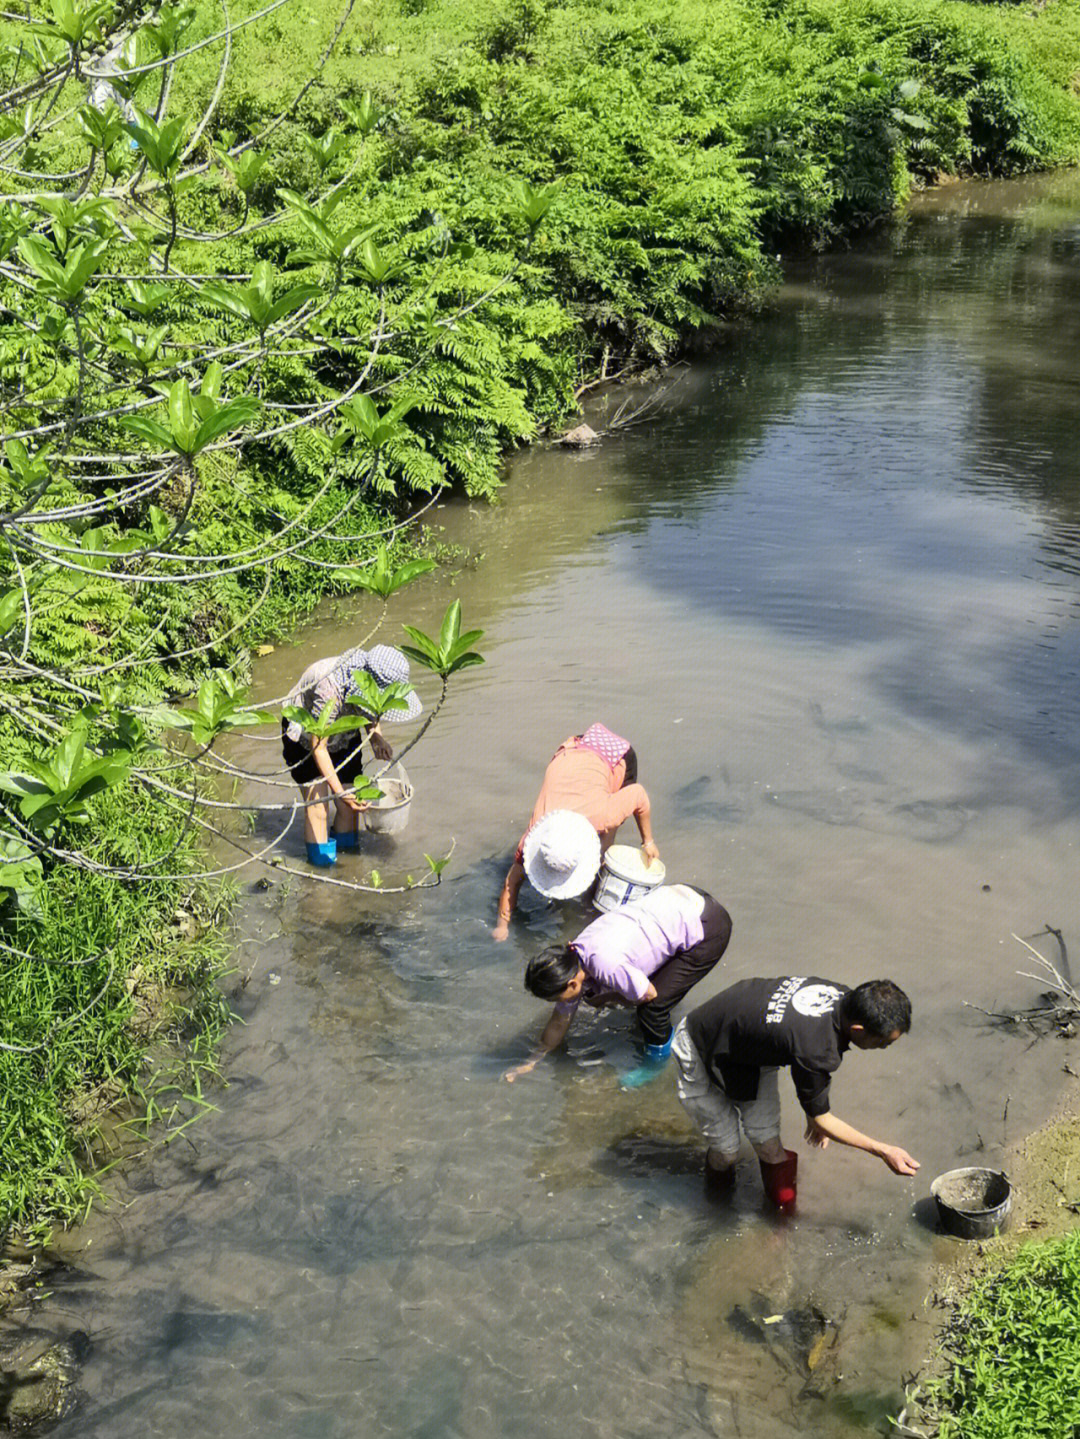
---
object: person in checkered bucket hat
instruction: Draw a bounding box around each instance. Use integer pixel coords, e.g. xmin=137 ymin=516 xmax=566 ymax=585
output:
xmin=282 ymin=643 xmax=422 ymax=867
xmin=493 ymin=722 xmax=661 ymax=939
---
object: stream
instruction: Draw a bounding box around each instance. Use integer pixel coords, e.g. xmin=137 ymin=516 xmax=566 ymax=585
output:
xmin=23 ymin=169 xmax=1080 ymax=1437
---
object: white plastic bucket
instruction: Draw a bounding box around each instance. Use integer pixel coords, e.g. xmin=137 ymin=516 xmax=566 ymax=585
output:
xmin=362 ymin=763 xmax=413 ymax=834
xmin=593 ymin=844 xmax=666 ymax=912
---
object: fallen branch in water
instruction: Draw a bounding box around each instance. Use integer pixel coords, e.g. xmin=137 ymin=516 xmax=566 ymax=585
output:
xmin=558 ymin=365 xmax=691 ymax=446
xmin=962 ymin=928 xmax=1078 ymax=1036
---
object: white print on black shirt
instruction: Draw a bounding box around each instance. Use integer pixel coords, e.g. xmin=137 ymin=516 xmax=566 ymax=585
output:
xmin=764 ymin=976 xmax=806 ymax=1025
xmin=764 ymin=977 xmax=843 ymax=1025
xmin=791 ymin=982 xmax=844 ymax=1019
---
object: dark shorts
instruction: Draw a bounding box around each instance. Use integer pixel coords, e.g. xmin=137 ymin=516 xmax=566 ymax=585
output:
xmin=281 ymin=719 xmax=367 ymax=789
xmin=621 ymin=745 xmax=638 ymax=787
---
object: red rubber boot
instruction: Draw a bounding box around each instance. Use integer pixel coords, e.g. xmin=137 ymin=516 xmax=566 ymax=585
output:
xmin=759 ymin=1149 xmax=798 ymax=1208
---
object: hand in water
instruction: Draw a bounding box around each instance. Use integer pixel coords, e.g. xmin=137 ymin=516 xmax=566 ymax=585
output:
xmin=492 ymin=920 xmax=510 ymax=942
xmin=504 ymin=1059 xmax=539 ymax=1083
xmin=880 ymin=1145 xmax=920 ymax=1176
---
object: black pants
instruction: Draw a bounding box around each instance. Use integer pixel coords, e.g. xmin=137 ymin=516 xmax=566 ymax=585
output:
xmin=281 ymin=719 xmax=367 ymax=788
xmin=637 ymin=890 xmax=732 ymax=1046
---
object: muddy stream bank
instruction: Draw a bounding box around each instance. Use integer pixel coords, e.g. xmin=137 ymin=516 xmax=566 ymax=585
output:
xmin=11 ymin=170 xmax=1080 ymax=1437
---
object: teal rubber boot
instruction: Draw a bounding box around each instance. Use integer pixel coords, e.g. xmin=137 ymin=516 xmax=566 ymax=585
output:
xmin=335 ymin=829 xmax=361 ymax=852
xmin=306 ymin=840 xmax=337 ymax=867
xmin=620 ymin=1033 xmax=674 ymax=1090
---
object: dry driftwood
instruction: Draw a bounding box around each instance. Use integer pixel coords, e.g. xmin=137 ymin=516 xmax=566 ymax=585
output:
xmin=962 ymin=927 xmax=1078 ymax=1035
xmin=557 ymin=363 xmax=691 ymax=446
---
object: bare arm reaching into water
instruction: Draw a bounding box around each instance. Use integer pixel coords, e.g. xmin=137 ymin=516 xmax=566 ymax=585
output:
xmin=503 ymin=1008 xmax=574 ymax=1081
xmin=503 ymin=976 xmax=660 ymax=1081
xmin=804 ymin=1111 xmax=920 ymax=1176
xmin=493 ymin=861 xmax=526 ymax=941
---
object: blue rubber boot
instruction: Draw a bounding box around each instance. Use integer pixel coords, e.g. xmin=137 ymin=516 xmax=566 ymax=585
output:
xmin=306 ymin=840 xmax=337 ymax=867
xmin=335 ymin=829 xmax=361 ymax=852
xmin=619 ymin=1034 xmax=674 ymax=1090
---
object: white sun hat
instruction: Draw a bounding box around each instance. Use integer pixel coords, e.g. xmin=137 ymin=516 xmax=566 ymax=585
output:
xmin=522 ymin=810 xmax=602 ymax=899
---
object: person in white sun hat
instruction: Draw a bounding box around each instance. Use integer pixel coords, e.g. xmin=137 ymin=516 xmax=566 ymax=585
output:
xmin=520 ymin=810 xmax=602 ymax=901
xmin=493 ymin=722 xmax=660 ymax=939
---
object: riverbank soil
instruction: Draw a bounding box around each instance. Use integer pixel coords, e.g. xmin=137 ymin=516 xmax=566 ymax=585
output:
xmin=901 ymin=1073 xmax=1080 ymax=1436
xmin=928 ymin=1069 xmax=1080 ymax=1302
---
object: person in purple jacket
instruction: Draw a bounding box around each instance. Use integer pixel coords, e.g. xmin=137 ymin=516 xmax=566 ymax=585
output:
xmin=504 ymin=884 xmax=731 ymax=1084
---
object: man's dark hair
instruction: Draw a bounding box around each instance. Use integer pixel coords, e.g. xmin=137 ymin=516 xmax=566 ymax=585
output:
xmin=842 ymin=979 xmax=911 ymax=1037
xmin=524 ymin=945 xmax=581 ymax=1000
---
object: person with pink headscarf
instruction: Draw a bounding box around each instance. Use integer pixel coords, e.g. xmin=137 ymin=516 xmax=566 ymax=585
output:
xmin=493 ymin=722 xmax=660 ymax=939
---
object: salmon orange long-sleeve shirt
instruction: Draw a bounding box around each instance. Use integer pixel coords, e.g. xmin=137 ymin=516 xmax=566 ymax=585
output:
xmin=514 ymin=737 xmax=649 ymax=862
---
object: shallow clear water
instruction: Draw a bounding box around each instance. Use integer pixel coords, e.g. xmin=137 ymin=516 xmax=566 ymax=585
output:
xmin=30 ymin=170 xmax=1080 ymax=1437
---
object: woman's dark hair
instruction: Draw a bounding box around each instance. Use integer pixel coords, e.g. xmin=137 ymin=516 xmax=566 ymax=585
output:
xmin=524 ymin=945 xmax=581 ymax=1000
xmin=842 ymin=979 xmax=911 ymax=1037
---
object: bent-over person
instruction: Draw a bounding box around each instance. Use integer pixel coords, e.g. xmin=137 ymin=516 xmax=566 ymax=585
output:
xmin=674 ymin=976 xmax=919 ymax=1208
xmin=493 ymin=723 xmax=659 ymax=939
xmin=281 ymin=643 xmax=421 ymax=866
xmin=506 ymin=883 xmax=731 ymax=1084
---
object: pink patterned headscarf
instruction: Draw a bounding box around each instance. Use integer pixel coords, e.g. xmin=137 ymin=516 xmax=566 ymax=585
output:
xmin=576 ymin=722 xmax=630 ymax=771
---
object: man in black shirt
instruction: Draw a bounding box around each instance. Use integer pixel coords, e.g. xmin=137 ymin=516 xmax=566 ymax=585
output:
xmin=674 ymin=975 xmax=919 ymax=1208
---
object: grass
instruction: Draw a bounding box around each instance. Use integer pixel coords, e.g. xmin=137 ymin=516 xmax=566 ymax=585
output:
xmin=910 ymin=1230 xmax=1080 ymax=1438
xmin=0 ymin=780 xmax=234 ymax=1240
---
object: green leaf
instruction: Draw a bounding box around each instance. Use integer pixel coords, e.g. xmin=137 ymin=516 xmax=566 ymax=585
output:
xmin=445 ymin=650 xmax=485 ymax=675
xmin=127 ymin=280 xmax=171 ymax=316
xmin=346 ymin=671 xmax=414 ymax=719
xmin=0 ymin=772 xmax=50 ymax=800
xmin=341 ymin=92 xmax=377 ymax=136
xmin=120 ymin=414 xmax=173 ymax=449
xmin=16 ymin=236 xmax=64 ymax=286
xmin=266 ymin=284 xmax=320 ymax=326
xmin=0 ymin=837 xmax=44 ymax=920
xmin=191 ymin=395 xmax=260 ymax=452
xmin=280 ymin=701 xmax=363 ymax=741
xmin=169 ymin=378 xmax=195 ymax=451
xmin=510 ymin=179 xmax=559 ymax=232
xmin=399 ymin=633 xmax=442 ymax=667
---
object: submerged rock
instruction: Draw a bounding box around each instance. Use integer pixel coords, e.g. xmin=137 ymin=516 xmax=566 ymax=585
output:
xmin=0 ymin=1328 xmax=87 ymax=1431
xmin=556 ymin=423 xmax=599 ymax=448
